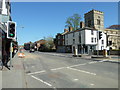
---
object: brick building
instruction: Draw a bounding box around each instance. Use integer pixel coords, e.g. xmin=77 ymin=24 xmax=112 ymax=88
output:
xmin=35 ymin=39 xmax=46 ymax=51
xmin=54 ymin=29 xmax=68 ymax=52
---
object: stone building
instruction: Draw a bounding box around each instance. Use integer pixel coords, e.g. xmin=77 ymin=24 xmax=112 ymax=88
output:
xmin=104 ymin=28 xmax=120 ymax=50
xmin=84 ymin=9 xmax=104 ymax=30
xmin=54 ymin=9 xmax=119 ymax=53
xmin=84 ymin=10 xmax=120 ymax=50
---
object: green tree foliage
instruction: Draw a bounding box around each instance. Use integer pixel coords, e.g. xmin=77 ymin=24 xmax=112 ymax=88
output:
xmin=65 ymin=14 xmax=81 ymax=30
xmin=44 ymin=36 xmax=55 ymax=50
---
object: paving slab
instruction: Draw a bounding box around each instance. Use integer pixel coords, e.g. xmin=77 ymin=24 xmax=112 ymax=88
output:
xmin=2 ymin=53 xmax=26 ymax=88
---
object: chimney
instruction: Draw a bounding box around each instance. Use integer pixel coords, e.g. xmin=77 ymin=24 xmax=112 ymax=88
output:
xmin=80 ymin=21 xmax=84 ymax=28
xmin=64 ymin=29 xmax=68 ymax=33
xmin=69 ymin=26 xmax=73 ymax=32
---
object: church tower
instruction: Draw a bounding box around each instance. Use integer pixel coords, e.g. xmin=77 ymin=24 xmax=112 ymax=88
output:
xmin=84 ymin=9 xmax=104 ymax=30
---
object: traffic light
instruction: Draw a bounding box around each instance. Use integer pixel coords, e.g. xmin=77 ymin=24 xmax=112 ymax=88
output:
xmin=99 ymin=31 xmax=102 ymax=39
xmin=7 ymin=21 xmax=16 ymax=39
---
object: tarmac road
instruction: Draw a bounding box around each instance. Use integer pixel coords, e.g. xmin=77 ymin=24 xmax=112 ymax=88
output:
xmin=22 ymin=51 xmax=119 ymax=88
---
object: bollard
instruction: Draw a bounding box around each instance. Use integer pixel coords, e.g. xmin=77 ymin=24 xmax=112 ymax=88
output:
xmin=73 ymin=49 xmax=78 ymax=57
xmin=75 ymin=49 xmax=78 ymax=56
xmin=103 ymin=49 xmax=108 ymax=57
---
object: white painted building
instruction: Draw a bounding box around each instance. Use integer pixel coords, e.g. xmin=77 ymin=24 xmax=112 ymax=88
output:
xmin=65 ymin=27 xmax=107 ymax=54
xmin=0 ymin=0 xmax=11 ymax=23
xmin=0 ymin=0 xmax=11 ymax=15
xmin=97 ymin=31 xmax=107 ymax=50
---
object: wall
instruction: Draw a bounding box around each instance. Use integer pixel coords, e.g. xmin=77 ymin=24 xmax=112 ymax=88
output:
xmin=84 ymin=29 xmax=97 ymax=45
xmin=0 ymin=28 xmax=2 ymax=60
xmin=1 ymin=0 xmax=7 ymax=15
xmin=104 ymin=29 xmax=120 ymax=50
xmin=56 ymin=46 xmax=65 ymax=53
xmin=96 ymin=31 xmax=107 ymax=50
xmin=93 ymin=11 xmax=104 ymax=30
xmin=0 ymin=0 xmax=2 ymax=14
xmin=93 ymin=50 xmax=120 ymax=55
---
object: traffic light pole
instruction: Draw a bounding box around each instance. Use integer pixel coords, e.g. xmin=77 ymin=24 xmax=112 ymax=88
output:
xmin=97 ymin=31 xmax=99 ymax=56
xmin=9 ymin=41 xmax=13 ymax=67
xmin=6 ymin=21 xmax=16 ymax=67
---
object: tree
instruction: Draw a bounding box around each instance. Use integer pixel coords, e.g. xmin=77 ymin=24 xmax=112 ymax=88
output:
xmin=44 ymin=36 xmax=55 ymax=50
xmin=65 ymin=14 xmax=81 ymax=30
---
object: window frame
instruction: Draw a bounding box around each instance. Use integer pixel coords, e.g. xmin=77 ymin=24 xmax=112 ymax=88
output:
xmin=91 ymin=37 xmax=94 ymax=43
xmin=102 ymin=40 xmax=104 ymax=44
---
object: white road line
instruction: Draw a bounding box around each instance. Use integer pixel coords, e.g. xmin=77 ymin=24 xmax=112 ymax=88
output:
xmin=67 ymin=67 xmax=96 ymax=76
xmin=51 ymin=67 xmax=66 ymax=71
xmin=90 ymin=83 xmax=94 ymax=86
xmin=31 ymin=75 xmax=52 ymax=87
xmin=32 ymin=66 xmax=35 ymax=68
xmin=69 ymin=63 xmax=86 ymax=68
xmin=28 ymin=61 xmax=97 ymax=75
xmin=73 ymin=79 xmax=79 ymax=81
xmin=88 ymin=61 xmax=97 ymax=64
xmin=98 ymin=60 xmax=108 ymax=62
xmin=28 ymin=70 xmax=46 ymax=75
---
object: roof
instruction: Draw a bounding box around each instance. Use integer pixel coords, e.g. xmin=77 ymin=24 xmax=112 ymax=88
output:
xmin=106 ymin=25 xmax=120 ymax=30
xmin=84 ymin=9 xmax=104 ymax=16
xmin=35 ymin=39 xmax=46 ymax=44
xmin=64 ymin=27 xmax=97 ymax=35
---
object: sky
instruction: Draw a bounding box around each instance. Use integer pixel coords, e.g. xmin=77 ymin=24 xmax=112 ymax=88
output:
xmin=11 ymin=2 xmax=118 ymax=45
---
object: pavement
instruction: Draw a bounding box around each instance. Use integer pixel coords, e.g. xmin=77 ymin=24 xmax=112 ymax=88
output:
xmin=0 ymin=70 xmax=2 ymax=90
xmin=39 ymin=52 xmax=120 ymax=63
xmin=0 ymin=51 xmax=119 ymax=89
xmin=1 ymin=53 xmax=27 ymax=88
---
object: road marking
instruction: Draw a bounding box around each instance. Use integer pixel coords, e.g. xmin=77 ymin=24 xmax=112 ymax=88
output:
xmin=90 ymin=83 xmax=94 ymax=86
xmin=31 ymin=75 xmax=52 ymax=87
xmin=28 ymin=70 xmax=46 ymax=75
xmin=88 ymin=61 xmax=97 ymax=64
xmin=69 ymin=63 xmax=86 ymax=68
xmin=51 ymin=67 xmax=66 ymax=71
xmin=32 ymin=66 xmax=35 ymax=68
xmin=28 ymin=61 xmax=97 ymax=75
xmin=73 ymin=79 xmax=79 ymax=81
xmin=98 ymin=60 xmax=108 ymax=62
xmin=67 ymin=67 xmax=96 ymax=76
